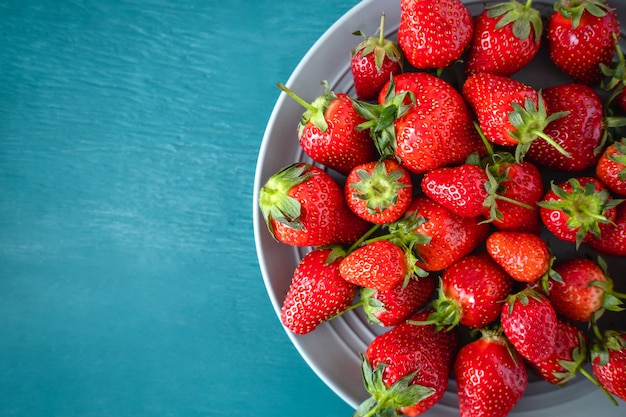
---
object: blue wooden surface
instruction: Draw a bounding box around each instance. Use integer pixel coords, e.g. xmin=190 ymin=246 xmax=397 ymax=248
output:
xmin=0 ymin=0 xmax=361 ymax=416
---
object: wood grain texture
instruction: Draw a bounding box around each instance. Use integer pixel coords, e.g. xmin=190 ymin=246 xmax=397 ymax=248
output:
xmin=0 ymin=0 xmax=361 ymax=416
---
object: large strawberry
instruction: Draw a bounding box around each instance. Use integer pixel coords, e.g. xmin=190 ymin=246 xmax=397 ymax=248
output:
xmin=280 ymin=248 xmax=357 ymax=335
xmin=587 ymin=201 xmax=626 ymax=256
xmin=547 ymin=0 xmax=621 ymax=85
xmin=538 ymin=176 xmax=622 ymax=247
xmin=501 ymin=288 xmax=558 ymax=363
xmin=596 ymin=138 xmax=626 ymax=197
xmin=339 ymin=239 xmax=408 ymax=291
xmin=344 ymin=158 xmax=413 ymax=224
xmin=454 ymin=330 xmax=528 ymax=417
xmin=258 ymin=163 xmax=370 ymax=246
xmin=350 ymin=13 xmax=403 ymax=101
xmin=355 ymin=310 xmax=458 ymax=417
xmin=398 ymin=0 xmax=473 ymax=70
xmin=526 ymin=83 xmax=605 ymax=172
xmin=591 ymin=331 xmax=626 ymax=402
xmin=277 ymin=82 xmax=377 ymax=175
xmin=465 ymin=0 xmax=543 ymax=77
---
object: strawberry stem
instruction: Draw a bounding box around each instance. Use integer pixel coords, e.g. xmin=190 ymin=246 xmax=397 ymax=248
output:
xmin=277 ymin=82 xmax=317 ymax=113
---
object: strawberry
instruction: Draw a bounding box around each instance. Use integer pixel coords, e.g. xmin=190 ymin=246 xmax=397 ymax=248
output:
xmin=339 ymin=240 xmax=407 ymax=291
xmin=280 ymin=248 xmax=357 ymax=335
xmin=420 ymin=253 xmax=514 ymax=330
xmin=350 ymin=13 xmax=403 ymax=101
xmin=465 ymin=0 xmax=543 ymax=77
xmin=486 ymin=230 xmax=556 ymax=283
xmin=398 ymin=0 xmax=473 ymax=70
xmin=587 ymin=201 xmax=626 ymax=256
xmin=538 ymin=176 xmax=622 ymax=247
xmin=276 ymin=81 xmax=377 ymax=175
xmin=526 ymin=83 xmax=605 ymax=172
xmin=462 ymin=72 xmax=569 ymax=161
xmin=501 ymin=288 xmax=558 ymax=363
xmin=547 ymin=0 xmax=621 ymax=85
xmin=454 ymin=330 xmax=528 ymax=417
xmin=344 ymin=158 xmax=413 ymax=224
xmin=549 ymin=257 xmax=625 ymax=323
xmin=596 ymin=138 xmax=626 ymax=197
xmin=359 ymin=276 xmax=436 ymax=327
xmin=258 ymin=163 xmax=370 ymax=246
xmin=591 ymin=331 xmax=626 ymax=402
xmin=399 ymin=195 xmax=490 ymax=272
xmin=355 ymin=310 xmax=458 ymax=417
xmin=529 ymin=319 xmax=589 ymax=385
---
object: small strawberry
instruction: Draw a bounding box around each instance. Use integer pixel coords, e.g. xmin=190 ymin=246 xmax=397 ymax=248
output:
xmin=355 ymin=310 xmax=458 ymax=417
xmin=277 ymin=81 xmax=377 ymax=175
xmin=547 ymin=0 xmax=621 ymax=85
xmin=549 ymin=257 xmax=625 ymax=323
xmin=280 ymin=248 xmax=357 ymax=335
xmin=350 ymin=13 xmax=403 ymax=101
xmin=454 ymin=329 xmax=528 ymax=417
xmin=538 ymin=176 xmax=622 ymax=247
xmin=587 ymin=201 xmax=626 ymax=256
xmin=344 ymin=158 xmax=413 ymax=224
xmin=591 ymin=330 xmax=626 ymax=402
xmin=358 ymin=276 xmax=436 ymax=327
xmin=398 ymin=0 xmax=473 ymax=70
xmin=486 ymin=230 xmax=557 ymax=284
xmin=501 ymin=288 xmax=558 ymax=363
xmin=258 ymin=163 xmax=370 ymax=247
xmin=339 ymin=240 xmax=407 ymax=291
xmin=596 ymin=138 xmax=626 ymax=197
xmin=462 ymin=72 xmax=569 ymax=161
xmin=419 ymin=253 xmax=514 ymax=330
xmin=465 ymin=0 xmax=543 ymax=77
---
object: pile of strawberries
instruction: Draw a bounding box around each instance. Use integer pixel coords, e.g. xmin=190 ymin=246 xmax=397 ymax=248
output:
xmin=258 ymin=0 xmax=626 ymax=416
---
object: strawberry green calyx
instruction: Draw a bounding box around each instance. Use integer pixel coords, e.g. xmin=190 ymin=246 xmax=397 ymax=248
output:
xmin=352 ymin=12 xmax=403 ymax=73
xmin=600 ymin=34 xmax=625 ymax=110
xmin=608 ymin=140 xmax=626 ymax=180
xmin=487 ymin=0 xmax=543 ymax=43
xmin=277 ymin=81 xmax=336 ymax=136
xmin=354 ymin=355 xmax=435 ymax=417
xmin=555 ymin=0 xmax=614 ymax=29
xmin=410 ymin=279 xmax=462 ymax=331
xmin=349 ymin=160 xmax=411 ymax=215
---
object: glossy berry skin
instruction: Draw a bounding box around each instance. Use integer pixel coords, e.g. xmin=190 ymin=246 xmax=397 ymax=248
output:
xmin=398 ymin=0 xmax=473 ymax=70
xmin=588 ymin=202 xmax=626 ymax=257
xmin=486 ymin=231 xmax=551 ymax=283
xmin=592 ymin=332 xmax=626 ymax=402
xmin=501 ymin=289 xmax=558 ymax=363
xmin=596 ymin=139 xmax=626 ymax=196
xmin=454 ymin=332 xmax=528 ymax=417
xmin=547 ymin=1 xmax=621 ymax=85
xmin=280 ymin=249 xmax=357 ymax=335
xmin=339 ymin=240 xmax=406 ymax=291
xmin=526 ymin=83 xmax=604 ymax=172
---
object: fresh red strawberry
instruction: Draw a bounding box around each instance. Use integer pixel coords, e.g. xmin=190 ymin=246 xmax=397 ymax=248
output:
xmin=547 ymin=0 xmax=621 ymax=85
xmin=454 ymin=330 xmax=528 ymax=417
xmin=356 ymin=72 xmax=485 ymax=174
xmin=587 ymin=201 xmax=626 ymax=256
xmin=549 ymin=257 xmax=625 ymax=323
xmin=501 ymin=288 xmax=558 ymax=363
xmin=526 ymin=83 xmax=605 ymax=172
xmin=398 ymin=0 xmax=473 ymax=70
xmin=259 ymin=163 xmax=370 ymax=246
xmin=339 ymin=240 xmax=407 ymax=291
xmin=350 ymin=13 xmax=403 ymax=101
xmin=465 ymin=0 xmax=543 ymax=77
xmin=538 ymin=176 xmax=622 ymax=247
xmin=359 ymin=276 xmax=436 ymax=327
xmin=462 ymin=72 xmax=569 ymax=161
xmin=486 ymin=230 xmax=556 ymax=283
xmin=420 ymin=163 xmax=490 ymax=218
xmin=280 ymin=248 xmax=357 ymax=335
xmin=529 ymin=319 xmax=589 ymax=385
xmin=277 ymin=82 xmax=377 ymax=175
xmin=596 ymin=138 xmax=626 ymax=196
xmin=344 ymin=158 xmax=413 ymax=224
xmin=355 ymin=310 xmax=458 ymax=417
xmin=399 ymin=195 xmax=490 ymax=272
xmin=591 ymin=331 xmax=626 ymax=402
xmin=420 ymin=253 xmax=514 ymax=330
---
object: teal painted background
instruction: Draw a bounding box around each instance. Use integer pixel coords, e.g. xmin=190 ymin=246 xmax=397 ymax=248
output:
xmin=0 ymin=0 xmax=361 ymax=416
